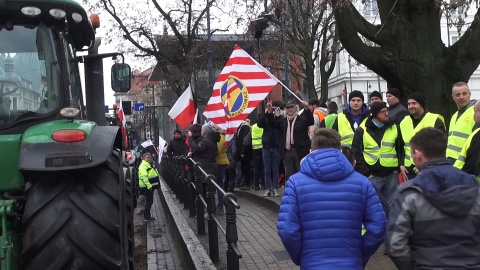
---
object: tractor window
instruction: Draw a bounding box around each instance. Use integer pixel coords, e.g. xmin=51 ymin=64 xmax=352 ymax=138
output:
xmin=0 ymin=24 xmax=60 ymax=128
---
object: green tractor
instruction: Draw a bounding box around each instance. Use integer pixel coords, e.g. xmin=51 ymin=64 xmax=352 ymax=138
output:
xmin=0 ymin=0 xmax=135 ymax=269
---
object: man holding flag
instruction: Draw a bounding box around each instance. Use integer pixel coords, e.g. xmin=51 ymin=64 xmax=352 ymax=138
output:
xmin=203 ymin=45 xmax=285 ymax=142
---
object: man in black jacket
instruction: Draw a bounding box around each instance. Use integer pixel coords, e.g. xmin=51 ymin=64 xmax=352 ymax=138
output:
xmin=386 ymin=128 xmax=480 ymax=269
xmin=258 ymin=99 xmax=284 ymax=197
xmin=166 ymin=129 xmax=188 ymax=157
xmin=281 ymin=99 xmax=314 ymax=182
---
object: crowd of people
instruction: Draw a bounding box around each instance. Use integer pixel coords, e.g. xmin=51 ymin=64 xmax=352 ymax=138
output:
xmin=154 ymin=82 xmax=480 ymax=269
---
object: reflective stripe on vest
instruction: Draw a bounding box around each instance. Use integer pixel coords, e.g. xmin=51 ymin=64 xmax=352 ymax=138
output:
xmin=360 ymin=121 xmax=398 ymax=166
xmin=447 ymin=106 xmax=475 ymax=160
xmin=138 ymin=160 xmax=159 ymax=188
xmin=400 ymin=113 xmax=443 ymax=167
xmin=251 ymin=124 xmax=264 ymax=150
xmin=325 ymin=114 xmax=338 ymax=129
xmin=454 ymin=127 xmax=480 ymax=171
xmin=338 ymin=113 xmax=366 ymax=147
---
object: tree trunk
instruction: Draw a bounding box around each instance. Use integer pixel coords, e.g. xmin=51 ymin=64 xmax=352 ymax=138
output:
xmin=331 ymin=0 xmax=480 ymax=124
xmin=305 ymin=57 xmax=317 ymax=99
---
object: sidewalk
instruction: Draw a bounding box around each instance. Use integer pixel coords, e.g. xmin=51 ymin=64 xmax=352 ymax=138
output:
xmin=234 ymin=186 xmax=397 ymax=270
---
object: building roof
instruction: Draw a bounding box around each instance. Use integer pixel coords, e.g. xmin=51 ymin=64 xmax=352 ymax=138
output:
xmin=129 ymin=68 xmax=153 ymax=93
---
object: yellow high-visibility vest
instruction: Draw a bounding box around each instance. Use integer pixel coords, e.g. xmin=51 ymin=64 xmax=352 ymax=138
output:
xmin=447 ymin=106 xmax=475 ymax=160
xmin=454 ymin=127 xmax=480 ymax=181
xmin=400 ymin=113 xmax=444 ymax=167
xmin=251 ymin=124 xmax=263 ymax=150
xmin=138 ymin=160 xmax=159 ymax=189
xmin=360 ymin=121 xmax=398 ymax=167
xmin=338 ymin=113 xmax=367 ymax=147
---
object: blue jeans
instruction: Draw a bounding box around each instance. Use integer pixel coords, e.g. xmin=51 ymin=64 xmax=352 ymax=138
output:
xmin=217 ymin=165 xmax=227 ymax=207
xmin=263 ymin=147 xmax=281 ymax=190
xmin=369 ymin=173 xmax=398 ymax=208
xmin=233 ymin=161 xmax=242 ymax=186
xmin=140 ymin=188 xmax=154 ymax=220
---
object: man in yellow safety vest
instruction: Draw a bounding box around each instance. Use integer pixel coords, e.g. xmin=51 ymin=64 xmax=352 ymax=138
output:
xmin=454 ymin=100 xmax=480 ymax=179
xmin=447 ymin=82 xmax=477 ymax=163
xmin=138 ymin=152 xmax=159 ymax=222
xmin=398 ymin=92 xmax=446 ymax=181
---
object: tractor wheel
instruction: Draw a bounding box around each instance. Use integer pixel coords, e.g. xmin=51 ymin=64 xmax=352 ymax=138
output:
xmin=124 ymin=166 xmax=135 ymax=269
xmin=22 ymin=150 xmax=132 ymax=270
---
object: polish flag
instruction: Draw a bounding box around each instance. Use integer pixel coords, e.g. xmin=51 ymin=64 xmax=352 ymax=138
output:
xmin=168 ymin=85 xmax=196 ymax=130
xmin=118 ymin=99 xmax=129 ymax=148
xmin=203 ymin=44 xmax=280 ymax=141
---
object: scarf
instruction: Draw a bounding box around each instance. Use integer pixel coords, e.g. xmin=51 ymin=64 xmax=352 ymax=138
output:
xmin=285 ymin=114 xmax=298 ymax=150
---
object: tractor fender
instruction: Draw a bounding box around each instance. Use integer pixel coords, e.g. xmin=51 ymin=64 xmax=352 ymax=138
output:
xmin=19 ymin=126 xmax=122 ymax=171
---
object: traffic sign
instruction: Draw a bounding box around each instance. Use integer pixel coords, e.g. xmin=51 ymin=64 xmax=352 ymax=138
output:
xmin=104 ymin=105 xmax=109 ymax=113
xmin=134 ymin=102 xmax=145 ymax=112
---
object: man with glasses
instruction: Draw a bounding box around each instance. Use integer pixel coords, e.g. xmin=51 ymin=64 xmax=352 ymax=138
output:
xmin=352 ymin=102 xmax=402 ymax=207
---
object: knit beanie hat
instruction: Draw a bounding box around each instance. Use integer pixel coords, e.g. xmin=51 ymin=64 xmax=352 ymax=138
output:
xmin=369 ymin=91 xmax=382 ymax=101
xmin=188 ymin=124 xmax=202 ymax=135
xmin=386 ymin=88 xmax=401 ymax=99
xmin=202 ymin=123 xmax=215 ymax=135
xmin=408 ymin=92 xmax=427 ymax=109
xmin=174 ymin=129 xmax=182 ymax=135
xmin=349 ymin=90 xmax=364 ymax=102
xmin=370 ymin=101 xmax=387 ymax=118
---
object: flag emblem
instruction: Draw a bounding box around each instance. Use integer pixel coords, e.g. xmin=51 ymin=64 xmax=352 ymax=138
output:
xmin=221 ymin=76 xmax=249 ymax=118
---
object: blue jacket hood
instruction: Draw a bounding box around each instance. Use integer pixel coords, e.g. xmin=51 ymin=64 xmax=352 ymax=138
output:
xmin=345 ymin=103 xmax=370 ymax=117
xmin=300 ymin=148 xmax=355 ymax=182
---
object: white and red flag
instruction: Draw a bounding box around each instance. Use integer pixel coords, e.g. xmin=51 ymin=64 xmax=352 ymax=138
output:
xmin=203 ymin=44 xmax=280 ymax=141
xmin=118 ymin=99 xmax=129 ymax=148
xmin=168 ymin=84 xmax=196 ymax=130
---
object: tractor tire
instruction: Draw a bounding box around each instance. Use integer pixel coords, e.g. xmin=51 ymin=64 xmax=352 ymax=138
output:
xmin=22 ymin=150 xmax=132 ymax=270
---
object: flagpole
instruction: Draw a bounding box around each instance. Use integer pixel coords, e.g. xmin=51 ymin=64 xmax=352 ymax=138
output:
xmin=251 ymin=53 xmax=305 ymax=103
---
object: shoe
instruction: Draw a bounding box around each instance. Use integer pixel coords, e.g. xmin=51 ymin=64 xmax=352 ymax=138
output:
xmin=272 ymin=189 xmax=279 ymax=196
xmin=144 ymin=218 xmax=156 ymax=222
xmin=254 ymin=186 xmax=260 ymax=190
xmin=263 ymin=190 xmax=271 ymax=197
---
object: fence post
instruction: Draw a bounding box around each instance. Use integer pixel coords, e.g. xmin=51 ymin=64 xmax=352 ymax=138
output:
xmin=224 ymin=192 xmax=241 ymax=270
xmin=194 ymin=163 xmax=205 ymax=235
xmin=187 ymin=158 xmax=196 ymax=218
xmin=206 ymin=176 xmax=219 ymax=263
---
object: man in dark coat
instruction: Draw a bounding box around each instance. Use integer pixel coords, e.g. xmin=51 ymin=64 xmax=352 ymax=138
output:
xmin=281 ymin=99 xmax=314 ymax=182
xmin=166 ymin=129 xmax=188 ymax=157
xmin=386 ymin=128 xmax=480 ymax=269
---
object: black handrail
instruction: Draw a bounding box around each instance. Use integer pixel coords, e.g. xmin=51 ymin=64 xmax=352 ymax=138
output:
xmin=160 ymin=155 xmax=242 ymax=270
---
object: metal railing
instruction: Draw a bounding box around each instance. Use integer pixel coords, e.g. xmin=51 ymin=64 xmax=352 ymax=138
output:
xmin=160 ymin=156 xmax=242 ymax=270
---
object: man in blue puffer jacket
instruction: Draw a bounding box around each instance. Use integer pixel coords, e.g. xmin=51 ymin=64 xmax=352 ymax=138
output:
xmin=277 ymin=128 xmax=387 ymax=269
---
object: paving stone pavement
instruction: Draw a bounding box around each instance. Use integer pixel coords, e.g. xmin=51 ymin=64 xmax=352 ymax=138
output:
xmin=162 ymin=180 xmax=397 ymax=270
xmin=146 ymin=190 xmax=184 ymax=270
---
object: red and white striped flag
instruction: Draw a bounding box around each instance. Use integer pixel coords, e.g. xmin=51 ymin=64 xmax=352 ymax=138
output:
xmin=118 ymin=99 xmax=129 ymax=148
xmin=203 ymin=44 xmax=280 ymax=141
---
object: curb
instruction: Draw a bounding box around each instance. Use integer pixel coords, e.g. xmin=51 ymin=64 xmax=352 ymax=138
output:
xmin=234 ymin=190 xmax=281 ymax=213
xmin=156 ymin=178 xmax=216 ymax=270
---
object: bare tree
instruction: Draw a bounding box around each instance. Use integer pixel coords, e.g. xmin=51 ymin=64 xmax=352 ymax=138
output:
xmin=262 ymin=0 xmax=340 ymax=101
xmin=84 ymin=0 xmax=245 ymax=96
xmin=331 ymin=0 xmax=480 ymax=119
